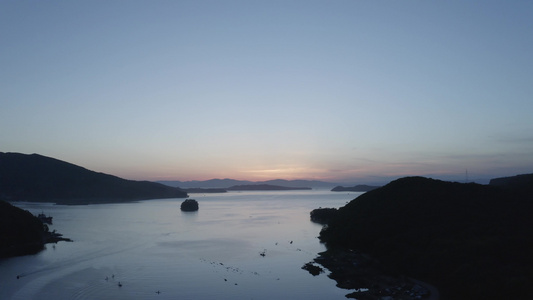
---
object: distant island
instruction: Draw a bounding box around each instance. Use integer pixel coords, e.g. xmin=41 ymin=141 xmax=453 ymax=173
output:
xmin=179 ymin=184 xmax=312 ymax=193
xmin=0 ymin=152 xmax=188 ymax=205
xmin=226 ymin=184 xmax=311 ymax=191
xmin=158 ymin=178 xmax=337 ymax=189
xmin=180 ymin=188 xmax=227 ymax=194
xmin=331 ymin=184 xmax=380 ymax=192
xmin=308 ymin=174 xmax=533 ymax=299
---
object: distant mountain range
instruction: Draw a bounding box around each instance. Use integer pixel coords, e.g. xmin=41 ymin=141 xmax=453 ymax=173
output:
xmin=227 ymin=184 xmax=311 ymax=191
xmin=0 ymin=152 xmax=188 ymax=204
xmin=158 ymin=179 xmax=338 ymax=189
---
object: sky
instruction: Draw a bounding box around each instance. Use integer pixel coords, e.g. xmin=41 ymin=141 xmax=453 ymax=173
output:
xmin=1 ymin=1 xmax=532 ymax=184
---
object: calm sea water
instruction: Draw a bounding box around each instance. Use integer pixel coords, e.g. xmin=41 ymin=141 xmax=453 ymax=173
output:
xmin=1 ymin=190 xmax=362 ymax=300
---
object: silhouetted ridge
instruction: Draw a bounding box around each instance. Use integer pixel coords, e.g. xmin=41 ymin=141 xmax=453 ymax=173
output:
xmin=489 ymin=173 xmax=533 ymax=194
xmin=318 ymin=176 xmax=533 ymax=299
xmin=0 ymin=152 xmax=188 ymax=204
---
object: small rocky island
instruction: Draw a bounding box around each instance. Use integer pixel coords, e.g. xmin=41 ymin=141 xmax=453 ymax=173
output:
xmin=180 ymin=199 xmax=199 ymax=211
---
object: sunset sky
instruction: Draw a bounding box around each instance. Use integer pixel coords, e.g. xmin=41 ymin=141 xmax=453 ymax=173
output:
xmin=1 ymin=1 xmax=532 ymax=184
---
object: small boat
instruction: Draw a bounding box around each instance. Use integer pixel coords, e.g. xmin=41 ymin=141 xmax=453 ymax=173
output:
xmin=37 ymin=212 xmax=53 ymax=224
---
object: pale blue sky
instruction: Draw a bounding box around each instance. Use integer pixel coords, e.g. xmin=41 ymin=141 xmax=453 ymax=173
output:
xmin=1 ymin=1 xmax=532 ymax=183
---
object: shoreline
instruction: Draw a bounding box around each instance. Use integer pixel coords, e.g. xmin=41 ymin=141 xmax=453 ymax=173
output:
xmin=305 ymin=248 xmax=439 ymax=300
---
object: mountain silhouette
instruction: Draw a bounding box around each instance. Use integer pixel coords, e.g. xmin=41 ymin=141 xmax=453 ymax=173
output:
xmin=316 ymin=175 xmax=533 ymax=299
xmin=0 ymin=152 xmax=188 ymax=204
xmin=158 ymin=178 xmax=337 ymax=189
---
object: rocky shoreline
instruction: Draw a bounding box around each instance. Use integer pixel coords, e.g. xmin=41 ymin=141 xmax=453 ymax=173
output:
xmin=304 ymin=248 xmax=438 ymax=300
xmin=310 ymin=175 xmax=533 ymax=299
xmin=0 ymin=200 xmax=72 ymax=258
xmin=44 ymin=230 xmax=73 ymax=244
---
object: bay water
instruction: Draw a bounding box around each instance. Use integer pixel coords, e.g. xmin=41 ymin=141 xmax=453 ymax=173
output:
xmin=0 ymin=190 xmax=362 ymax=299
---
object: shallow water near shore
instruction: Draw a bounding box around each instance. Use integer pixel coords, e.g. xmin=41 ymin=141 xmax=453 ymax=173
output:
xmin=1 ymin=190 xmax=361 ymax=299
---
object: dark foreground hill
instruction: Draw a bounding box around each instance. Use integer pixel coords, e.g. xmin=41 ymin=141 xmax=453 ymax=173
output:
xmin=316 ymin=175 xmax=533 ymax=299
xmin=0 ymin=152 xmax=188 ymax=204
xmin=0 ymin=200 xmax=49 ymax=258
xmin=489 ymin=173 xmax=533 ymax=194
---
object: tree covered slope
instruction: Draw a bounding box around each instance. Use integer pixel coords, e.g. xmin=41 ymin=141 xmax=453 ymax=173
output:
xmin=318 ymin=176 xmax=533 ymax=299
xmin=0 ymin=152 xmax=187 ymax=204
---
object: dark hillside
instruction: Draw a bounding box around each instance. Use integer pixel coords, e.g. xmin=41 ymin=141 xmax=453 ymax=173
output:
xmin=490 ymin=173 xmax=533 ymax=195
xmin=0 ymin=152 xmax=188 ymax=204
xmin=319 ymin=176 xmax=533 ymax=299
xmin=0 ymin=200 xmax=47 ymax=257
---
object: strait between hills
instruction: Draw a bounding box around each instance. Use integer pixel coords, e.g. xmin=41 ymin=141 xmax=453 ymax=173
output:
xmin=2 ymin=151 xmax=532 ymax=299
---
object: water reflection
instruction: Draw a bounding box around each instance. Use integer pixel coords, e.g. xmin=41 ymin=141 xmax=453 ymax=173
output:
xmin=1 ymin=190 xmax=360 ymax=300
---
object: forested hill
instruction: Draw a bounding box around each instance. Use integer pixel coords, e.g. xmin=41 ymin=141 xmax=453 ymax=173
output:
xmin=318 ymin=175 xmax=533 ymax=299
xmin=489 ymin=173 xmax=533 ymax=194
xmin=0 ymin=200 xmax=48 ymax=258
xmin=0 ymin=152 xmax=188 ymax=204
